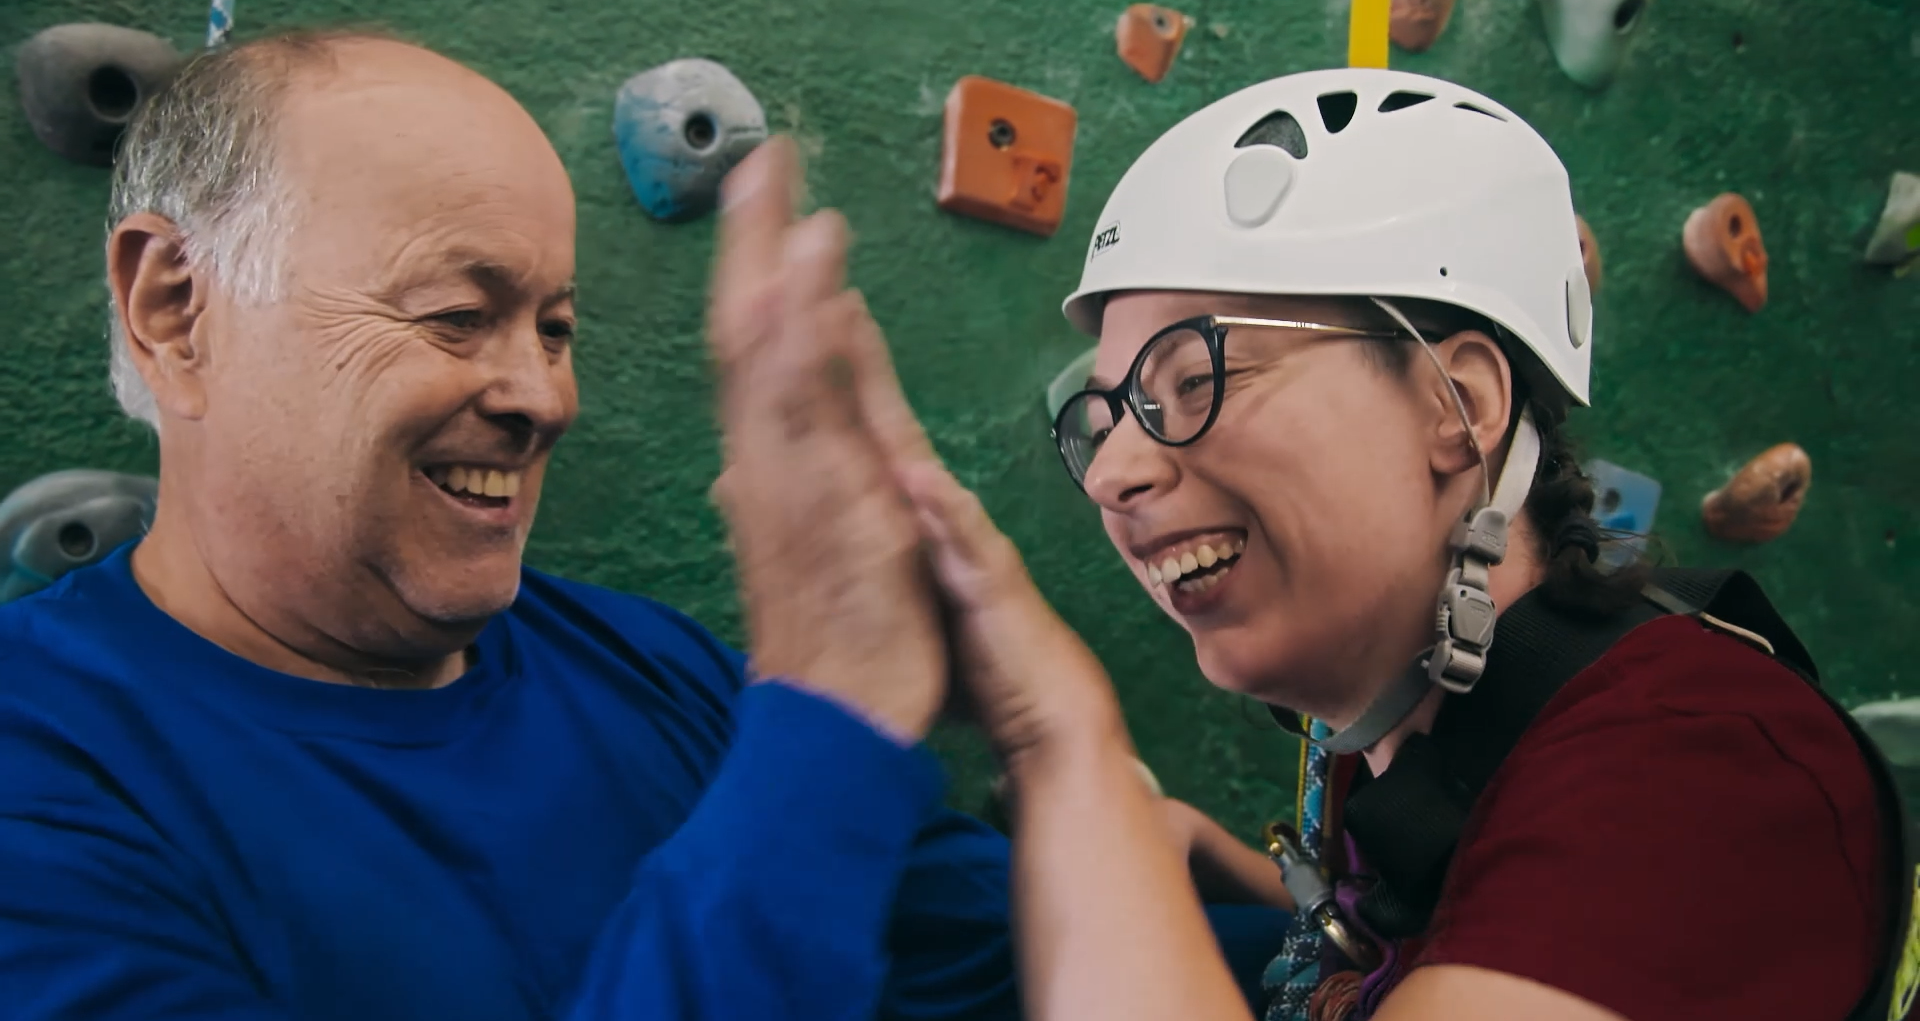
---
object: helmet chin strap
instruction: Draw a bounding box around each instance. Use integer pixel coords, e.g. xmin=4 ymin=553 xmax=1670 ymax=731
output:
xmin=1309 ymin=299 xmax=1543 ymax=756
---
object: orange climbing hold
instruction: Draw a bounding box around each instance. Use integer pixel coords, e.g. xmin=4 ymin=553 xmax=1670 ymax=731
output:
xmin=1683 ymin=193 xmax=1768 ymax=312
xmin=1309 ymin=970 xmax=1365 ymax=1021
xmin=1116 ymin=5 xmax=1192 ymax=83
xmin=1390 ymin=0 xmax=1456 ymax=53
xmin=1702 ymin=443 xmax=1811 ymax=544
xmin=1576 ymin=214 xmax=1602 ymax=292
xmin=937 ymin=76 xmax=1078 ymax=237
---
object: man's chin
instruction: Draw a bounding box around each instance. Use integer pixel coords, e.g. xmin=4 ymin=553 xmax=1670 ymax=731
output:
xmin=393 ymin=563 xmax=524 ymax=631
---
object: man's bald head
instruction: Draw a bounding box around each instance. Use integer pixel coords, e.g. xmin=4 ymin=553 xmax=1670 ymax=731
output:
xmin=106 ymin=30 xmax=579 ymax=682
xmin=106 ymin=30 xmax=560 ymax=428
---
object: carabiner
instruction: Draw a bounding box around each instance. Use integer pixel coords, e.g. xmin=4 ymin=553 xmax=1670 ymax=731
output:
xmin=1263 ymin=821 xmax=1382 ymax=973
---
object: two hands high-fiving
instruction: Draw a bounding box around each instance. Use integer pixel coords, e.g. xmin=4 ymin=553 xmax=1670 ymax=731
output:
xmin=707 ymin=144 xmax=1293 ymax=1019
xmin=705 ymin=136 xmax=1125 ymax=769
xmin=706 ymin=139 xmax=1282 ymax=1019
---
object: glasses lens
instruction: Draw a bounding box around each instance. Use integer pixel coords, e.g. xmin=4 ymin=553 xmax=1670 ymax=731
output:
xmin=1134 ymin=326 xmax=1218 ymax=444
xmin=1055 ymin=391 xmax=1118 ymax=485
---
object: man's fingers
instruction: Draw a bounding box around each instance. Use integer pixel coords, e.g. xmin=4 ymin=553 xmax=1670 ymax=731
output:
xmin=738 ymin=216 xmax=856 ymax=441
xmin=840 ymin=290 xmax=940 ymax=469
xmin=778 ymin=212 xmax=850 ymax=320
xmin=724 ymin=290 xmax=877 ymax=499
xmin=709 ymin=137 xmax=799 ymax=367
xmin=715 ymin=209 xmax=852 ymax=438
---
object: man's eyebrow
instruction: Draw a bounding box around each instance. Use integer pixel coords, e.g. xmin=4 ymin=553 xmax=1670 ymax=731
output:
xmin=459 ymin=260 xmax=517 ymax=296
xmin=440 ymin=258 xmax=577 ymax=306
xmin=372 ymin=250 xmax=577 ymax=308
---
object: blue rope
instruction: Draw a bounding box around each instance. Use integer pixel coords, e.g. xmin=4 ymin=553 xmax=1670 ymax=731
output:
xmin=207 ymin=0 xmax=234 ymax=48
xmin=1264 ymin=719 xmax=1335 ymax=1020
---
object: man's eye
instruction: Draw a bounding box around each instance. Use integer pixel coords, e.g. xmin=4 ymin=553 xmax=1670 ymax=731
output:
xmin=430 ymin=310 xmax=486 ymax=330
xmin=540 ymin=319 xmax=576 ymax=343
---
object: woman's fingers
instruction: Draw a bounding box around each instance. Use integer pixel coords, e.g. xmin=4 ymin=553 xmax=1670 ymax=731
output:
xmin=898 ymin=460 xmax=1031 ymax=609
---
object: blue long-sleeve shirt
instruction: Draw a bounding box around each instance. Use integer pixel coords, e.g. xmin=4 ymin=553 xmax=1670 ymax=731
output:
xmin=0 ymin=546 xmax=1286 ymax=1019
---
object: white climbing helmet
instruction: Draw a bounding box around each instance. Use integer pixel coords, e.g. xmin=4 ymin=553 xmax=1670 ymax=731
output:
xmin=1062 ymin=67 xmax=1592 ymax=412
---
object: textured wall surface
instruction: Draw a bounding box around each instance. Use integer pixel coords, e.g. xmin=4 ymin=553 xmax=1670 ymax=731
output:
xmin=2 ymin=0 xmax=1916 ymax=838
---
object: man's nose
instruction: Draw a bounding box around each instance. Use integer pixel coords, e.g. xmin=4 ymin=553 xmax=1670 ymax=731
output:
xmin=1082 ymin=415 xmax=1178 ymax=512
xmin=474 ymin=324 xmax=576 ymax=441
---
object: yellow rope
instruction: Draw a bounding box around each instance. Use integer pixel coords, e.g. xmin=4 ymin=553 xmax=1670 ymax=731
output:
xmin=1348 ymin=0 xmax=1391 ymax=68
xmin=1295 ymin=715 xmax=1312 ymax=831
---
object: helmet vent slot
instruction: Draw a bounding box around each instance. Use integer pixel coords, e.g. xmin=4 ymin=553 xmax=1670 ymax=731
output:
xmin=1379 ymin=91 xmax=1434 ymax=112
xmin=1234 ymin=111 xmax=1308 ymax=159
xmin=1316 ymin=91 xmax=1358 ymax=134
xmin=1454 ymin=101 xmax=1506 ymax=121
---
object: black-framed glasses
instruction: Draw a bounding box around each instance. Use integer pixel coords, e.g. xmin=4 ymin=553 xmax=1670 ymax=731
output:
xmin=1049 ymin=315 xmax=1404 ymax=490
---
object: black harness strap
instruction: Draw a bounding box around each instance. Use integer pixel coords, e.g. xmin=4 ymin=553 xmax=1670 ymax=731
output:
xmin=1336 ymin=568 xmax=1912 ymax=1021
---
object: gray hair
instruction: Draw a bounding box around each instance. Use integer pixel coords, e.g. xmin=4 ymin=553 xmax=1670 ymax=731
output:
xmin=106 ymin=31 xmax=386 ymax=428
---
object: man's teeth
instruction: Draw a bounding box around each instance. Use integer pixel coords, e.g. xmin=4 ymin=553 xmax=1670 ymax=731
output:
xmin=428 ymin=465 xmax=522 ymax=499
xmin=1145 ymin=539 xmax=1246 ymax=590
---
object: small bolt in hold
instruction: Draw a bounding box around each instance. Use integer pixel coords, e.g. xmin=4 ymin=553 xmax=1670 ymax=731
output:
xmin=1116 ymin=4 xmax=1193 ymax=84
xmin=1702 ymin=443 xmax=1811 ymax=544
xmin=1684 ymin=193 xmax=1768 ymax=312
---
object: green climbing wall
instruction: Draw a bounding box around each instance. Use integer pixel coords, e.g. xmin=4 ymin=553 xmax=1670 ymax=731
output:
xmin=2 ymin=0 xmax=1916 ymax=838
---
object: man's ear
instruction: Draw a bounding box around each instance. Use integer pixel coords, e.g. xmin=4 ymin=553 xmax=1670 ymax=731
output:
xmin=107 ymin=212 xmax=210 ymax=421
xmin=1423 ymin=330 xmax=1513 ymax=480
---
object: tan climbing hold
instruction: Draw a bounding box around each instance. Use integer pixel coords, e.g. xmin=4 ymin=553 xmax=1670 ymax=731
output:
xmin=1702 ymin=443 xmax=1811 ymax=544
xmin=1683 ymin=193 xmax=1768 ymax=312
xmin=1576 ymin=214 xmax=1602 ymax=292
xmin=1390 ymin=0 xmax=1456 ymax=53
xmin=1116 ymin=5 xmax=1192 ymax=84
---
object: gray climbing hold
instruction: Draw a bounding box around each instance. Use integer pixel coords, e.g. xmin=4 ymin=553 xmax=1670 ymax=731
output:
xmin=17 ymin=23 xmax=181 ymax=167
xmin=613 ymin=58 xmax=768 ymax=223
xmin=1855 ymin=699 xmax=1920 ymax=769
xmin=0 ymin=470 xmax=158 ymax=602
xmin=1863 ymin=171 xmax=1920 ymax=267
xmin=1538 ymin=0 xmax=1647 ymax=90
xmin=1854 ymin=699 xmax=1920 ymax=854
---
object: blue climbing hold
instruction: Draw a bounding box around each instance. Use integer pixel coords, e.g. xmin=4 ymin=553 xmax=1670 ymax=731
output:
xmin=0 ymin=469 xmax=157 ymax=603
xmin=1584 ymin=459 xmax=1660 ymax=570
xmin=613 ymin=58 xmax=768 ymax=223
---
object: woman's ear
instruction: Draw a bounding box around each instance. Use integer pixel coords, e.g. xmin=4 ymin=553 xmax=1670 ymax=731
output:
xmin=1423 ymin=330 xmax=1513 ymax=480
xmin=108 ymin=212 xmax=210 ymax=421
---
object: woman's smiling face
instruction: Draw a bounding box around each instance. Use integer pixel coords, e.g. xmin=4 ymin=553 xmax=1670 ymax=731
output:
xmin=1080 ymin=290 xmax=1489 ymax=716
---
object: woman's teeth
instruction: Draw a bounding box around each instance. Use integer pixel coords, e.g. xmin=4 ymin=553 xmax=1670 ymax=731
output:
xmin=427 ymin=465 xmax=522 ymax=499
xmin=1146 ymin=538 xmax=1245 ymax=593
